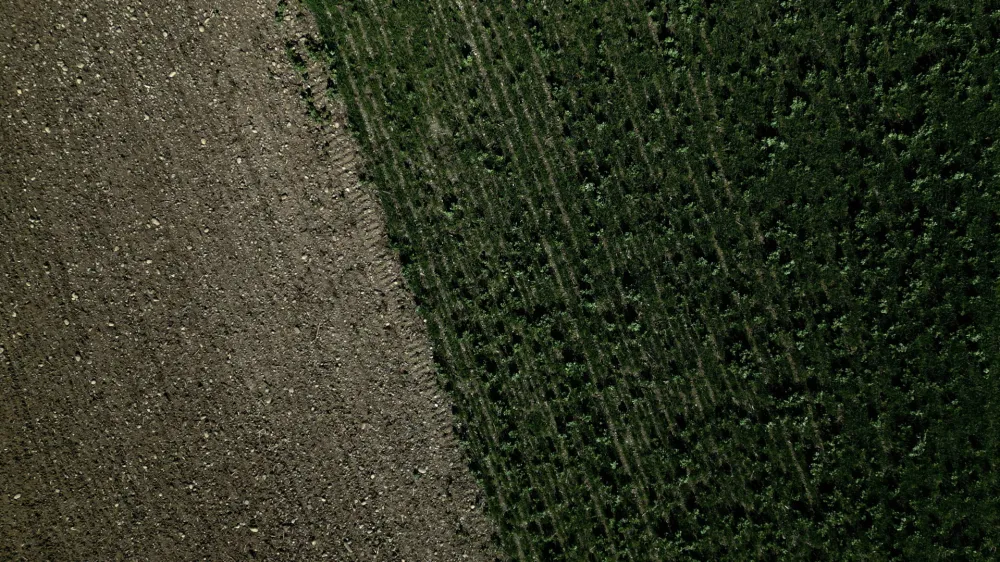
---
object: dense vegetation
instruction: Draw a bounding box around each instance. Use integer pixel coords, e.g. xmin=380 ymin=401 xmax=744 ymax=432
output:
xmin=303 ymin=0 xmax=1000 ymax=559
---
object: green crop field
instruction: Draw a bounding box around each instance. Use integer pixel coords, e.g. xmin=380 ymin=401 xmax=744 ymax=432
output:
xmin=301 ymin=0 xmax=999 ymax=559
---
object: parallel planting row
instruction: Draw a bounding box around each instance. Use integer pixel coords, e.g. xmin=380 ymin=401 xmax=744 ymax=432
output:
xmin=304 ymin=0 xmax=1000 ymax=559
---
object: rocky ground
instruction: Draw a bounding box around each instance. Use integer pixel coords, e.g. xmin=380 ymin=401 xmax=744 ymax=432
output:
xmin=0 ymin=0 xmax=495 ymax=559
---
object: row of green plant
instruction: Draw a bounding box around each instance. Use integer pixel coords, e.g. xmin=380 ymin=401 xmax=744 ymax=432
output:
xmin=303 ymin=0 xmax=1000 ymax=559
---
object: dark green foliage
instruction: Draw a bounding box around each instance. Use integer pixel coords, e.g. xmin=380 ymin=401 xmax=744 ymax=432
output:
xmin=304 ymin=0 xmax=1000 ymax=559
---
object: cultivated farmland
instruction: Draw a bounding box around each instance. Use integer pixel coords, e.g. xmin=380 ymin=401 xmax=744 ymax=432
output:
xmin=306 ymin=0 xmax=1000 ymax=559
xmin=1 ymin=1 xmax=493 ymax=559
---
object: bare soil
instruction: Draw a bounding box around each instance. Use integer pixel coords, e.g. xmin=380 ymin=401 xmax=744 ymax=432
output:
xmin=0 ymin=1 xmax=495 ymax=559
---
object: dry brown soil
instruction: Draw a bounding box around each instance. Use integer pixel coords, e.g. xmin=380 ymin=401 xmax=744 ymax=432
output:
xmin=0 ymin=1 xmax=496 ymax=559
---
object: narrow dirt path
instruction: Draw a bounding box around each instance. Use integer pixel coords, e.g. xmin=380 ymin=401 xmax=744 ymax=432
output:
xmin=0 ymin=1 xmax=495 ymax=559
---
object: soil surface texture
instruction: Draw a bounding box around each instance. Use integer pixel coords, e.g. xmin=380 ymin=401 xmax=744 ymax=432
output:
xmin=0 ymin=1 xmax=495 ymax=560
